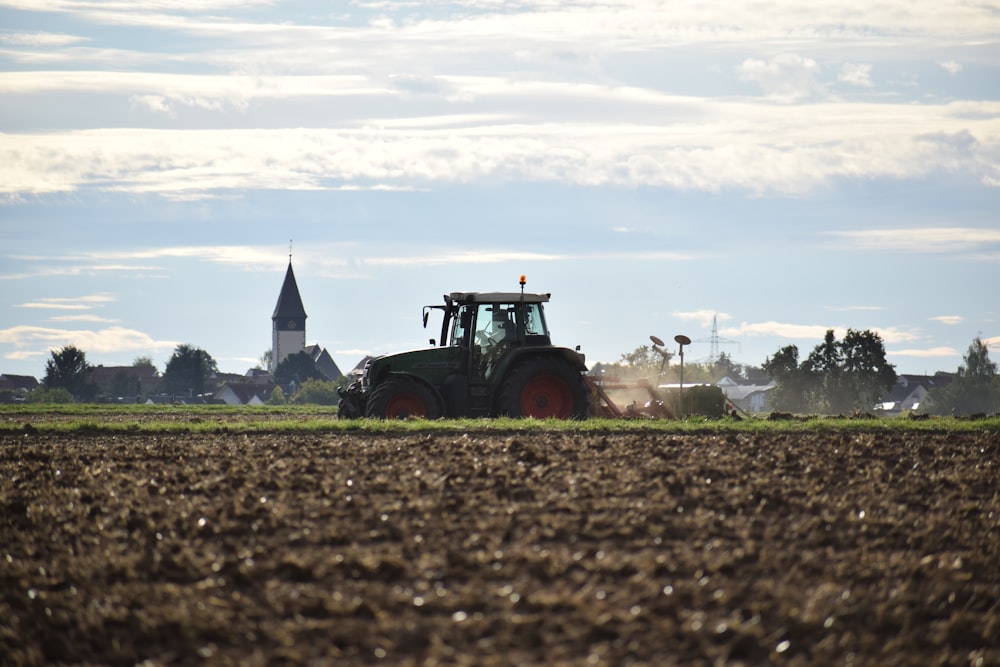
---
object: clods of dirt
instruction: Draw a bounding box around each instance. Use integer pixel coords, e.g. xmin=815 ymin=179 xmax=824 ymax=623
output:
xmin=2 ymin=430 xmax=998 ymax=665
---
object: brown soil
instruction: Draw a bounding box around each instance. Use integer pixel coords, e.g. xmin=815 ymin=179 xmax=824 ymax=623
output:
xmin=2 ymin=430 xmax=998 ymax=666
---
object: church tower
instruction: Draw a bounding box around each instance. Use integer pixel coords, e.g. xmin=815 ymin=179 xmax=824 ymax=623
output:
xmin=272 ymin=259 xmax=307 ymax=369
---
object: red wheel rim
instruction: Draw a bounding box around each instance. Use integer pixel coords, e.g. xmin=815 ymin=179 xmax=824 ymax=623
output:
xmin=386 ymin=393 xmax=426 ymax=418
xmin=519 ymin=374 xmax=572 ymax=418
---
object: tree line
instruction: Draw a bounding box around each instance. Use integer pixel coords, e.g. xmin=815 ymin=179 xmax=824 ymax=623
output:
xmin=20 ymin=344 xmax=345 ymax=405
xmin=593 ymin=330 xmax=999 ymax=416
xmin=12 ymin=333 xmax=999 ymax=415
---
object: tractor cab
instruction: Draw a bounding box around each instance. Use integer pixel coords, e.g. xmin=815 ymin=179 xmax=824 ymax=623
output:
xmin=438 ymin=291 xmax=552 ymax=380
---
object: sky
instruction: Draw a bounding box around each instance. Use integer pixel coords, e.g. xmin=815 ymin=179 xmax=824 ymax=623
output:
xmin=2 ymin=0 xmax=999 ymax=383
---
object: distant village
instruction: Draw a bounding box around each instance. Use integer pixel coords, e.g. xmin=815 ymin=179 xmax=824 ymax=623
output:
xmin=1 ymin=260 xmax=346 ymax=408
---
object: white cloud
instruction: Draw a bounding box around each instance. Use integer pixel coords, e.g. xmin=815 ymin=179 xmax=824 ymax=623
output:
xmin=16 ymin=295 xmax=116 ymax=310
xmin=6 ymin=0 xmax=999 ymax=52
xmin=870 ymin=326 xmax=923 ymax=344
xmin=838 ymin=63 xmax=873 ymax=88
xmin=8 ymin=245 xmax=297 ymax=276
xmin=129 ymin=94 xmax=174 ymax=115
xmin=360 ymin=248 xmax=695 ymax=268
xmin=110 ymin=245 xmax=288 ymax=266
xmin=3 ymin=91 xmax=998 ymax=198
xmin=49 ymin=314 xmax=119 ymax=323
xmin=824 ymin=305 xmax=885 ymax=312
xmin=0 ymin=324 xmax=178 ymax=361
xmin=738 ymin=53 xmax=821 ymax=101
xmin=18 ymin=302 xmax=91 ymax=311
xmin=931 ymin=315 xmax=963 ymax=325
xmin=726 ymin=321 xmax=843 ymax=340
xmin=0 ymin=71 xmax=385 ymax=104
xmin=940 ymin=60 xmax=962 ymax=75
xmin=887 ymin=346 xmax=960 ymax=358
xmin=674 ymin=310 xmax=730 ymax=328
xmin=0 ymin=31 xmax=88 ymax=46
xmin=828 ymin=227 xmax=1000 ymax=254
xmin=721 ymin=321 xmax=922 ymax=346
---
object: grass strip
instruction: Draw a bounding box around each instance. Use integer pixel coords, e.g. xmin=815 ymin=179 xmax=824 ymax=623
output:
xmin=2 ymin=405 xmax=997 ymax=435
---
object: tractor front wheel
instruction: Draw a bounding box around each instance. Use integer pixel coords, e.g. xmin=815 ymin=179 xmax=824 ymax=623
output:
xmin=366 ymin=377 xmax=442 ymax=419
xmin=497 ymin=356 xmax=590 ymax=419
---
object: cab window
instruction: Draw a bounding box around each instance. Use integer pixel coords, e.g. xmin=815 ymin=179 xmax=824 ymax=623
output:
xmin=451 ymin=305 xmax=472 ymax=347
xmin=523 ymin=303 xmax=546 ymax=336
xmin=475 ymin=304 xmax=516 ymax=349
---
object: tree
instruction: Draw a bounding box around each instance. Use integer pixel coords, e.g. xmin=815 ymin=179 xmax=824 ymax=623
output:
xmin=133 ymin=356 xmax=157 ymax=372
xmin=109 ymin=368 xmax=140 ymax=399
xmin=762 ymin=345 xmax=812 ymax=413
xmin=619 ymin=344 xmax=669 ymax=373
xmin=162 ymin=344 xmax=218 ymax=397
xmin=742 ymin=364 xmax=772 ymax=385
xmin=927 ymin=337 xmax=1000 ymax=415
xmin=274 ymin=351 xmax=325 ymax=386
xmin=257 ymin=349 xmax=273 ymax=372
xmin=710 ymin=352 xmax=741 ymax=381
xmin=43 ymin=345 xmax=96 ymax=401
xmin=591 ymin=344 xmax=672 ymax=383
xmin=839 ymin=329 xmax=898 ymax=413
xmin=802 ymin=330 xmax=842 ymax=410
xmin=763 ymin=330 xmax=896 ymax=414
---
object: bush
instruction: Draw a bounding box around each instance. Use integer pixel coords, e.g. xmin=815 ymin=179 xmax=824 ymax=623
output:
xmin=290 ymin=379 xmax=339 ymax=405
xmin=267 ymin=386 xmax=287 ymax=405
xmin=25 ymin=387 xmax=75 ymax=404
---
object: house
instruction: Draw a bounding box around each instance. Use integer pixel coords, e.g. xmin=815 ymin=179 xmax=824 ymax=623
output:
xmin=716 ymin=376 xmax=776 ymax=415
xmin=305 ymin=344 xmax=343 ymax=382
xmin=210 ymin=372 xmax=248 ymax=392
xmin=89 ymin=365 xmax=159 ymax=399
xmin=877 ymin=373 xmax=954 ymax=415
xmin=0 ymin=374 xmax=39 ymax=392
xmin=215 ymin=382 xmax=272 ymax=406
xmin=0 ymin=374 xmax=39 ymax=402
xmin=245 ymin=368 xmax=274 ymax=384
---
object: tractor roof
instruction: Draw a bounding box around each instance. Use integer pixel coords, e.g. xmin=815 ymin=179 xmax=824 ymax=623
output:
xmin=447 ymin=292 xmax=550 ymax=304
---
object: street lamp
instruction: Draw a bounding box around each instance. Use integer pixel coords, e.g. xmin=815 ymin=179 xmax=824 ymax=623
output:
xmin=674 ymin=334 xmax=691 ymax=417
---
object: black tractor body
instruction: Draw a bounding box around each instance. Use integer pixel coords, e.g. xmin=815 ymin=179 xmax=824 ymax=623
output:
xmin=338 ymin=290 xmax=590 ymax=419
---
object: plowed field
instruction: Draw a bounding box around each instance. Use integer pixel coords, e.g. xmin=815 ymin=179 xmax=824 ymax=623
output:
xmin=2 ymin=429 xmax=998 ymax=666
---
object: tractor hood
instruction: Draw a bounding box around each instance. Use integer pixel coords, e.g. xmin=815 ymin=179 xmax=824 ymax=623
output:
xmin=362 ymin=346 xmax=461 ymax=391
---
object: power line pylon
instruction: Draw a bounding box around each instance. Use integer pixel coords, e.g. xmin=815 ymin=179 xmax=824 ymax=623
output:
xmin=696 ymin=314 xmax=740 ymax=364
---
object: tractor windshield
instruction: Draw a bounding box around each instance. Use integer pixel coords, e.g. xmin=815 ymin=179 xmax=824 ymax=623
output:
xmin=476 ymin=304 xmax=516 ymax=348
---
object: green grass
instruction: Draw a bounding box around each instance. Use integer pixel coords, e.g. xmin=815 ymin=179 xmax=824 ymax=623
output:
xmin=2 ymin=404 xmax=998 ymax=435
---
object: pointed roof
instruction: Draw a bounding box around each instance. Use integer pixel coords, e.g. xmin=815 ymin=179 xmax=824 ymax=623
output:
xmin=305 ymin=344 xmax=343 ymax=382
xmin=272 ymin=261 xmax=307 ymax=320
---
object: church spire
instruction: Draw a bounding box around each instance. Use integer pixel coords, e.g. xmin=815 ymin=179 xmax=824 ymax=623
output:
xmin=272 ymin=260 xmax=307 ymax=321
xmin=272 ymin=256 xmax=307 ymax=368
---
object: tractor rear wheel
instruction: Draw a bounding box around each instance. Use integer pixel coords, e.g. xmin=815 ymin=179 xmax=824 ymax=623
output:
xmin=366 ymin=377 xmax=442 ymax=419
xmin=497 ymin=356 xmax=590 ymax=419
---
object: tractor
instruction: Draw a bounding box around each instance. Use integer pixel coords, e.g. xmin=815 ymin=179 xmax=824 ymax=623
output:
xmin=337 ymin=278 xmax=591 ymax=419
